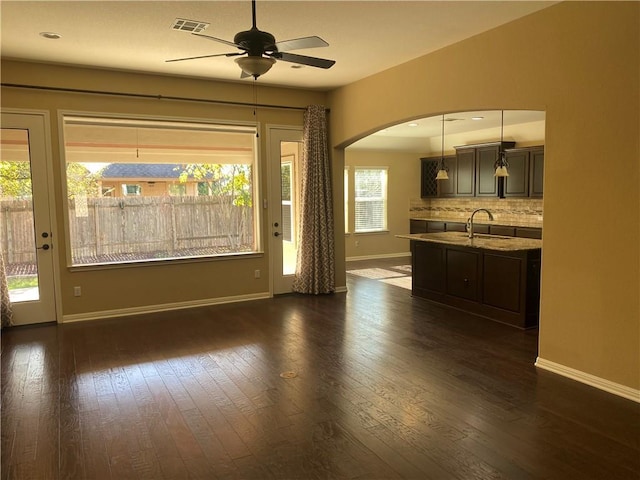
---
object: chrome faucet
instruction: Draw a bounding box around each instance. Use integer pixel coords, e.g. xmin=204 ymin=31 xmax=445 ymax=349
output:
xmin=467 ymin=208 xmax=494 ymax=238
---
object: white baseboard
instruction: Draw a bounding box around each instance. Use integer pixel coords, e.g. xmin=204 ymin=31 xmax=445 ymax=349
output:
xmin=535 ymin=357 xmax=640 ymax=403
xmin=346 ymin=252 xmax=411 ymax=262
xmin=335 ymin=285 xmax=348 ymax=293
xmin=62 ymin=292 xmax=271 ymax=323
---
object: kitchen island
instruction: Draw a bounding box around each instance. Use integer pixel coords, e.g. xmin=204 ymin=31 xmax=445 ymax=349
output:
xmin=397 ymin=232 xmax=542 ymax=329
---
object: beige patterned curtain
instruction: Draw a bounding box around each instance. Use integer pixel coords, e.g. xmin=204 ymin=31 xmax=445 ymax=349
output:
xmin=292 ymin=105 xmax=335 ymax=294
xmin=1 ymin=250 xmax=13 ymax=328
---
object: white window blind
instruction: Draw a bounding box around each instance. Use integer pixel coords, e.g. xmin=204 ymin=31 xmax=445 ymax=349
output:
xmin=354 ymin=168 xmax=387 ymax=233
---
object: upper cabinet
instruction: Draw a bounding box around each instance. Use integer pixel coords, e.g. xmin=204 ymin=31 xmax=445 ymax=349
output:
xmin=421 ymin=142 xmax=543 ymax=199
xmin=454 ymin=142 xmax=515 ymax=197
xmin=529 ymin=147 xmax=545 ymax=198
xmin=476 ymin=143 xmax=516 ymax=196
xmin=504 ymin=146 xmax=544 ymax=198
xmin=438 ymin=155 xmax=457 ymax=197
xmin=420 ymin=158 xmax=439 ymax=197
xmin=455 ymin=148 xmax=475 ymax=196
xmin=420 ymin=155 xmax=456 ymax=198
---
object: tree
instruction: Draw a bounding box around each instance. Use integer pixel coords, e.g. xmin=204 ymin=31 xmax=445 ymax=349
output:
xmin=66 ymin=162 xmax=100 ymax=199
xmin=177 ymin=163 xmax=252 ymax=206
xmin=0 ymin=160 xmax=32 ymax=198
xmin=177 ymin=163 xmax=253 ymax=248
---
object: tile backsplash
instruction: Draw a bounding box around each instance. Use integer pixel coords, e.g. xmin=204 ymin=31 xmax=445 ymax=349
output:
xmin=410 ymin=197 xmax=543 ymax=227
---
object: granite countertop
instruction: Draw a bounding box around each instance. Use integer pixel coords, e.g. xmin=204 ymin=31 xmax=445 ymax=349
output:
xmin=410 ymin=217 xmax=543 ymax=228
xmin=396 ymin=232 xmax=542 ymax=251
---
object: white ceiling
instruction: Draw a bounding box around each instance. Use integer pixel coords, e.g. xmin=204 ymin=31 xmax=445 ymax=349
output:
xmin=1 ymin=1 xmax=553 ymax=91
xmin=0 ymin=1 xmax=553 ymax=150
xmin=349 ymin=109 xmax=546 ymax=152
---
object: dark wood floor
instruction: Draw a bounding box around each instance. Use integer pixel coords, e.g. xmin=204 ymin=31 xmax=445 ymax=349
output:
xmin=2 ymin=257 xmax=639 ymax=479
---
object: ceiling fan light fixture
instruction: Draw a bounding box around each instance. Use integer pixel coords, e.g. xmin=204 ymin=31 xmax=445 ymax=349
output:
xmin=235 ymin=56 xmax=276 ymax=78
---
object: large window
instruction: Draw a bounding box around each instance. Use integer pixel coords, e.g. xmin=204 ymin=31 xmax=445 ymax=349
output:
xmin=354 ymin=167 xmax=388 ymax=233
xmin=62 ymin=115 xmax=259 ymax=266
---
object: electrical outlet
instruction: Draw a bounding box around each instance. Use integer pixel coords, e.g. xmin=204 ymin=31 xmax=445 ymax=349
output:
xmin=254 ymin=269 xmax=261 ymax=279
xmin=355 ymin=240 xmax=360 ymax=247
xmin=73 ymin=286 xmax=81 ymax=297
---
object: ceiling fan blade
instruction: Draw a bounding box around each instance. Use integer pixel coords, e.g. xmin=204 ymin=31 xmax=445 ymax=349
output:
xmin=274 ymin=36 xmax=329 ymax=52
xmin=192 ymin=33 xmax=242 ymax=49
xmin=273 ymin=52 xmax=335 ymax=69
xmin=166 ymin=52 xmax=242 ymax=63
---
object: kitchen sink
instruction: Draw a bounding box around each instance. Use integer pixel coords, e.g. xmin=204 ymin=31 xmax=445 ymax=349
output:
xmin=455 ymin=233 xmax=513 ymax=240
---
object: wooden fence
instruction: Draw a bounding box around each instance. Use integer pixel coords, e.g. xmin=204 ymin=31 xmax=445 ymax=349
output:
xmin=0 ymin=196 xmax=254 ymax=266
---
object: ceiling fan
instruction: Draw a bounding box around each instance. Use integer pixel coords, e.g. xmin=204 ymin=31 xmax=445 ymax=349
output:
xmin=166 ymin=0 xmax=336 ymax=79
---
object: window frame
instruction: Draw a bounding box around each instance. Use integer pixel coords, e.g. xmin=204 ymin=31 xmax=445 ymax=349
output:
xmin=59 ymin=111 xmax=263 ymax=270
xmin=344 ymin=166 xmax=350 ymax=234
xmin=354 ymin=166 xmax=388 ymax=234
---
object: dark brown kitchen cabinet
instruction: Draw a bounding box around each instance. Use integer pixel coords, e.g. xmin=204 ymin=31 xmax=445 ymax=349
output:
xmin=420 ymin=155 xmax=456 ymax=198
xmin=412 ymin=241 xmax=445 ymax=296
xmin=476 ymin=144 xmax=502 ymax=196
xmin=455 ymin=148 xmax=475 ymax=196
xmin=483 ymin=253 xmax=522 ymax=312
xmin=420 ymin=158 xmax=439 ymax=198
xmin=445 ymin=222 xmax=467 ymax=232
xmin=446 ymin=249 xmax=480 ymax=301
xmin=409 ymin=219 xmax=427 ymax=234
xmin=516 ymin=227 xmax=542 ymax=239
xmin=410 ymin=241 xmax=541 ymax=329
xmin=454 ymin=142 xmax=515 ymax=197
xmin=529 ymin=147 xmax=544 ymax=197
xmin=437 ymin=155 xmax=457 ymax=197
xmin=504 ymin=146 xmax=544 ymax=198
xmin=504 ymin=148 xmax=530 ymax=197
xmin=427 ymin=221 xmax=446 ymax=232
xmin=490 ymin=225 xmax=516 ymax=237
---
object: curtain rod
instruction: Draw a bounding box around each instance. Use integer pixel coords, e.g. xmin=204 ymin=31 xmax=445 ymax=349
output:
xmin=1 ymin=82 xmax=327 ymax=112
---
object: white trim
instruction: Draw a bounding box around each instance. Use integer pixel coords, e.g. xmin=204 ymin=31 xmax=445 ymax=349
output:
xmin=56 ymin=109 xmax=261 ymax=269
xmin=346 ymin=252 xmax=411 ymax=262
xmin=535 ymin=357 xmax=640 ymax=403
xmin=1 ymin=108 xmax=62 ymax=325
xmin=334 ymin=286 xmax=348 ymax=293
xmin=62 ymin=292 xmax=270 ymax=323
xmin=266 ymin=125 xmax=303 ymax=295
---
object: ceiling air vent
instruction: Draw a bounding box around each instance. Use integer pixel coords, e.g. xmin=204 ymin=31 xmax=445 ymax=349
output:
xmin=171 ymin=18 xmax=209 ymax=33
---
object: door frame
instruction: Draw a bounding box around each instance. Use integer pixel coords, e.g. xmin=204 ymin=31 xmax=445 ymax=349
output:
xmin=2 ymin=108 xmax=62 ymax=324
xmin=266 ymin=125 xmax=303 ymax=295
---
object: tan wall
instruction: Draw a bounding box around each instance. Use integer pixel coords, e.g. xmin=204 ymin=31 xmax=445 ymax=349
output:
xmin=329 ymin=2 xmax=640 ymax=390
xmin=345 ymin=149 xmax=419 ymax=259
xmin=1 ymin=60 xmax=326 ymax=316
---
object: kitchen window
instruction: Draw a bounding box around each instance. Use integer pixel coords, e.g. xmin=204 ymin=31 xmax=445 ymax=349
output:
xmin=62 ymin=114 xmax=259 ymax=267
xmin=354 ymin=167 xmax=388 ymax=233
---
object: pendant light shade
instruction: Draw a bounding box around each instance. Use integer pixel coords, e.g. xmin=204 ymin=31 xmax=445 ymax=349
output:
xmin=436 ymin=168 xmax=449 ymax=180
xmin=494 ymin=164 xmax=509 ymax=177
xmin=436 ymin=114 xmax=449 ymax=180
xmin=494 ymin=110 xmax=510 ymax=177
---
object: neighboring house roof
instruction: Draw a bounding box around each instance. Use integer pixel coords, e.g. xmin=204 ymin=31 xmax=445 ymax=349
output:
xmin=100 ymin=163 xmax=190 ymax=179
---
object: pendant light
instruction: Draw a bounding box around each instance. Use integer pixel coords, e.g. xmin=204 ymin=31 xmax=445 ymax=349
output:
xmin=494 ymin=110 xmax=509 ymax=177
xmin=435 ymin=114 xmax=449 ymax=180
